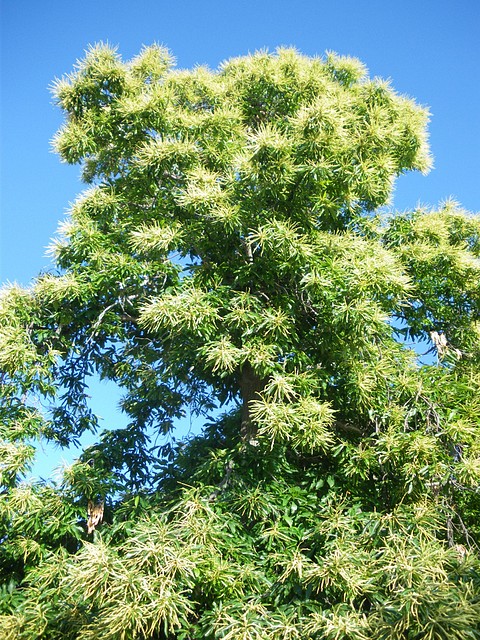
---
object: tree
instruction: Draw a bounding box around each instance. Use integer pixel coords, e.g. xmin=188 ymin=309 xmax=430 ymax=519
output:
xmin=1 ymin=44 xmax=480 ymax=639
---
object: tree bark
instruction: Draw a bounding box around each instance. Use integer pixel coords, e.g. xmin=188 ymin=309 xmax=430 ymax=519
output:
xmin=239 ymin=361 xmax=267 ymax=442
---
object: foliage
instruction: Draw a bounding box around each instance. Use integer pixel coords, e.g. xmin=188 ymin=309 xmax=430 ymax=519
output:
xmin=1 ymin=44 xmax=480 ymax=639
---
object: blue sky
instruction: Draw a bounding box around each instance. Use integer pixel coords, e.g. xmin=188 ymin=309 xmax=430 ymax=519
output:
xmin=1 ymin=0 xmax=479 ymax=477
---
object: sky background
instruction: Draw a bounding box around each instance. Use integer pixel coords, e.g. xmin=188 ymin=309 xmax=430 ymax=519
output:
xmin=1 ymin=0 xmax=479 ymax=477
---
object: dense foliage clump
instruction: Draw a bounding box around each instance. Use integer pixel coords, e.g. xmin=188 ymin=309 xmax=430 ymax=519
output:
xmin=1 ymin=45 xmax=480 ymax=639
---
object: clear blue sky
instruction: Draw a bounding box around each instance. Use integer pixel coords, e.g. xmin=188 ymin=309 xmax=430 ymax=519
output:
xmin=1 ymin=0 xmax=479 ymax=477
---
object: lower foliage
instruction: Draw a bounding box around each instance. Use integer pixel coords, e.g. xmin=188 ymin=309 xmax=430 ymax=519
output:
xmin=1 ymin=435 xmax=480 ymax=640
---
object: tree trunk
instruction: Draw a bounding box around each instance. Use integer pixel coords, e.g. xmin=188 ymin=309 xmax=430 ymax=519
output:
xmin=239 ymin=361 xmax=267 ymax=442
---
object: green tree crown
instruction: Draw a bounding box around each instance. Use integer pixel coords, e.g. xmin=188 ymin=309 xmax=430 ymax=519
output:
xmin=1 ymin=45 xmax=480 ymax=639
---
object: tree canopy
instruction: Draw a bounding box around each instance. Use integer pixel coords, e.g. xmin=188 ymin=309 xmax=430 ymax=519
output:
xmin=1 ymin=45 xmax=480 ymax=639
